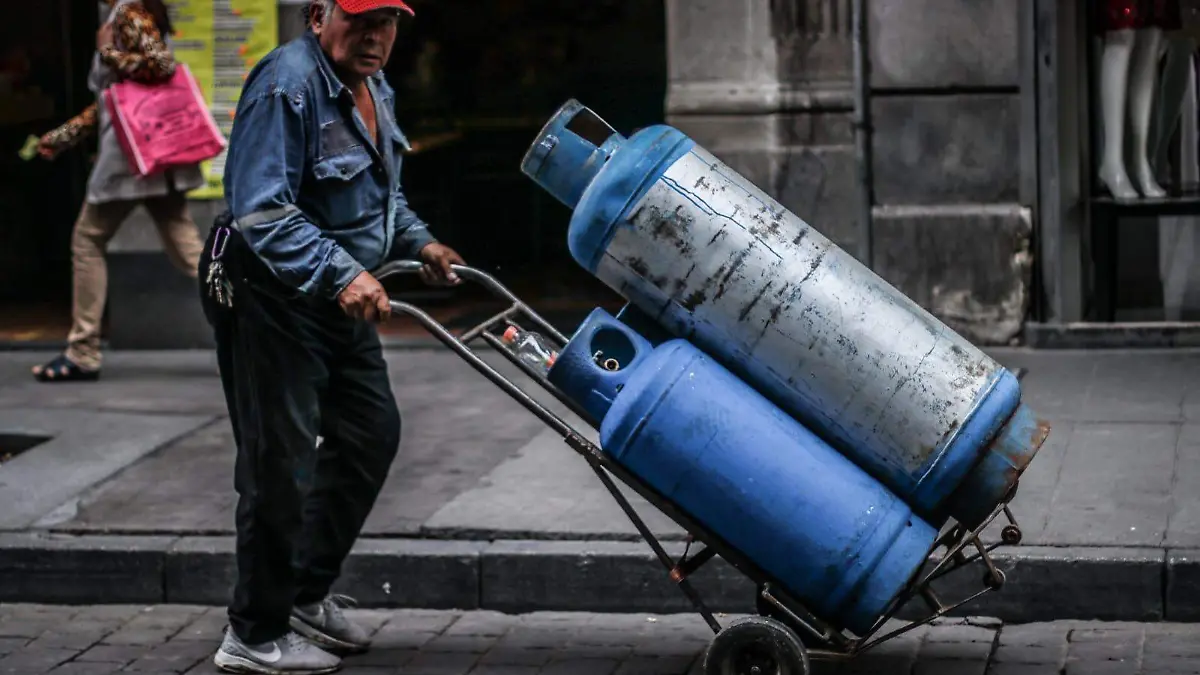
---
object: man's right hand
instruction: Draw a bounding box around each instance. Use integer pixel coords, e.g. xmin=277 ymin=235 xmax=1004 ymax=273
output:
xmin=337 ymin=271 xmax=391 ymax=323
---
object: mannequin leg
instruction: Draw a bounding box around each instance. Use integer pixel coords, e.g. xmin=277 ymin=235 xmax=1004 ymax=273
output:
xmin=1128 ymin=27 xmax=1168 ymax=197
xmin=1150 ymin=34 xmax=1197 ymax=171
xmin=1099 ymin=29 xmax=1140 ymax=199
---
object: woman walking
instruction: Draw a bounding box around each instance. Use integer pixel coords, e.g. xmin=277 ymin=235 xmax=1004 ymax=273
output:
xmin=32 ymin=0 xmax=205 ymax=382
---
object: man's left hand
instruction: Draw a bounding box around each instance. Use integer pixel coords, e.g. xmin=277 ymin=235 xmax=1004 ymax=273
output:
xmin=418 ymin=242 xmax=464 ymax=286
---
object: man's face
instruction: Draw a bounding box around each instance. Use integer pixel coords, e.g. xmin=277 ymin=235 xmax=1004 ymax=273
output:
xmin=314 ymin=2 xmax=399 ymax=80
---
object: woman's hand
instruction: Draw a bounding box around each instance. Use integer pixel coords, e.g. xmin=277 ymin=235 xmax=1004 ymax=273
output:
xmin=36 ymin=136 xmax=60 ymax=161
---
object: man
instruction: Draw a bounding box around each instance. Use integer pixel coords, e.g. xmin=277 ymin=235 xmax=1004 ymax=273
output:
xmin=201 ymin=1 xmax=465 ymax=672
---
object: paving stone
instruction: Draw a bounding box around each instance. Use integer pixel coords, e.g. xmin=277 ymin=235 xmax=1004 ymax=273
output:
xmin=539 ymin=658 xmax=621 ymax=675
xmin=469 ymin=666 xmax=541 ymax=675
xmin=986 ymin=665 xmax=1063 ymax=675
xmin=442 ymin=612 xmax=515 ymax=638
xmin=342 ymin=647 xmax=418 ymax=668
xmin=370 ymin=629 xmax=439 ymax=652
xmin=923 ymin=625 xmax=997 ymax=644
xmin=47 ymin=663 xmax=122 ymax=675
xmin=0 ymin=640 xmax=24 ymax=658
xmin=612 ymin=655 xmax=697 ymax=675
xmin=913 ymin=660 xmax=988 ymax=675
xmin=8 ymin=603 xmax=1200 ymax=674
xmin=422 ymin=634 xmax=498 ymax=654
xmin=0 ymin=646 xmax=79 ymax=673
xmin=75 ymin=644 xmax=144 ymax=664
xmin=401 ymin=651 xmax=480 ymax=674
xmin=337 ymin=667 xmax=398 ymax=675
xmin=171 ymin=610 xmax=228 ymax=643
xmin=990 ymin=644 xmax=1065 ymax=666
xmin=123 ymin=639 xmax=214 ymax=672
xmin=378 ymin=610 xmax=460 ymax=635
xmin=996 ymin=624 xmax=1071 ymax=649
xmin=475 ymin=644 xmax=556 ymax=666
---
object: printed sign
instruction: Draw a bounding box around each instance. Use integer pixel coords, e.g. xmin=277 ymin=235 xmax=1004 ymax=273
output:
xmin=166 ymin=0 xmax=278 ymax=198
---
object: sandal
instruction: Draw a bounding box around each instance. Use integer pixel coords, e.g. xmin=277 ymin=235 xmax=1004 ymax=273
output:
xmin=32 ymin=354 xmax=100 ymax=383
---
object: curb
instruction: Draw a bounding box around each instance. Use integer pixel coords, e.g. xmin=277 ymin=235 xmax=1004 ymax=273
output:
xmin=0 ymin=533 xmax=1192 ymax=624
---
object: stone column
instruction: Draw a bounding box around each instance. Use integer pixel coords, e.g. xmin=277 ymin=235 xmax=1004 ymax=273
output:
xmin=866 ymin=0 xmax=1032 ymax=344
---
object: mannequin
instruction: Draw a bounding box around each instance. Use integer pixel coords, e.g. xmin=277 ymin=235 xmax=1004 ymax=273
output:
xmin=1150 ymin=1 xmax=1200 ymax=172
xmin=1097 ymin=0 xmax=1176 ymax=199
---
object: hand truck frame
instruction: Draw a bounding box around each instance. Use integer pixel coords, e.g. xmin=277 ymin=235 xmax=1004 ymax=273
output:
xmin=377 ymin=260 xmax=1026 ymax=675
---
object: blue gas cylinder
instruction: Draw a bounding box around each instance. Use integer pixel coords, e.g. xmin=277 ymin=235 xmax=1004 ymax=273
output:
xmin=522 ymin=100 xmax=1051 ymax=529
xmin=547 ymin=310 xmax=937 ymax=636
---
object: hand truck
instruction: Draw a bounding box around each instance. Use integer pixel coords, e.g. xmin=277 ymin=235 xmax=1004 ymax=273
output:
xmin=377 ymin=260 xmax=1026 ymax=675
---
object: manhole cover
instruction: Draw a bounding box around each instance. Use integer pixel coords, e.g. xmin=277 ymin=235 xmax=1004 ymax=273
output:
xmin=0 ymin=433 xmax=51 ymax=464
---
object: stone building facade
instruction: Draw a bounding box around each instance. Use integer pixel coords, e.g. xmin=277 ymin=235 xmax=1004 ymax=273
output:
xmin=665 ymin=0 xmax=1034 ymax=345
xmin=108 ymin=0 xmax=1042 ymax=348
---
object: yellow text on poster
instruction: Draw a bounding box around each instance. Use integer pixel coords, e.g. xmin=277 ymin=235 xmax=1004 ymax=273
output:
xmin=167 ymin=0 xmax=278 ymax=200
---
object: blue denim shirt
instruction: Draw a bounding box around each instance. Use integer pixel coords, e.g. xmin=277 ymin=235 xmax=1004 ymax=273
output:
xmin=224 ymin=31 xmax=436 ymax=300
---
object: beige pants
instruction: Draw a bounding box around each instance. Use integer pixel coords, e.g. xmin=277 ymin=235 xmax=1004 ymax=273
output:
xmin=66 ymin=191 xmax=203 ymax=370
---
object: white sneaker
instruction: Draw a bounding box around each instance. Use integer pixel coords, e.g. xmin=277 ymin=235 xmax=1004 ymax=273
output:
xmin=290 ymin=595 xmax=371 ymax=653
xmin=213 ymin=628 xmax=341 ymax=674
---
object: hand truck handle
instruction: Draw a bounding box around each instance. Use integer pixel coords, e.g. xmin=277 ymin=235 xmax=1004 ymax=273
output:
xmin=373 ymin=260 xmax=570 ymax=346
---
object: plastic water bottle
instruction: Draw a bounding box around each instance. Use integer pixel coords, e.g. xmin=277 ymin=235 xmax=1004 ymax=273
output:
xmin=501 ymin=326 xmax=558 ymax=373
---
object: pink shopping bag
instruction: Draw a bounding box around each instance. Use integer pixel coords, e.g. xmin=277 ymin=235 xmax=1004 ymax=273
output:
xmin=103 ymin=63 xmax=226 ymax=177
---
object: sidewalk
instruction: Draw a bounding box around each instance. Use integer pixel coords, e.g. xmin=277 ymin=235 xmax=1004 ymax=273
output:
xmin=4 ymin=603 xmax=1191 ymax=675
xmin=2 ymin=346 xmax=1200 ymax=625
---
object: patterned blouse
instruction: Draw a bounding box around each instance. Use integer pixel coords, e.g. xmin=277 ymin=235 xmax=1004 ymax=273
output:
xmin=40 ymin=2 xmax=177 ymax=153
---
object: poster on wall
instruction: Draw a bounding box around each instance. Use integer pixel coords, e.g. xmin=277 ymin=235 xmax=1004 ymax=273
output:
xmin=166 ymin=0 xmax=278 ymax=199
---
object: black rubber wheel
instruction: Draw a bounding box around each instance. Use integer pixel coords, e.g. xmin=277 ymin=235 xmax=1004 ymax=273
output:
xmin=703 ymin=616 xmax=811 ymax=675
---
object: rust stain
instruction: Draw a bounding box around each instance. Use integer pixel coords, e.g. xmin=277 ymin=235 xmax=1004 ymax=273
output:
xmin=993 ymin=418 xmax=1052 ymax=476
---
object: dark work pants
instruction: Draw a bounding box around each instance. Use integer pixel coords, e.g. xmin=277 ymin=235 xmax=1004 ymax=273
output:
xmin=199 ymin=226 xmax=401 ymax=645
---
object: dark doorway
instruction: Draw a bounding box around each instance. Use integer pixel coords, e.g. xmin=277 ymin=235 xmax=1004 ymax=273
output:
xmin=379 ymin=0 xmax=668 ymax=321
xmin=0 ymin=0 xmax=96 ymax=343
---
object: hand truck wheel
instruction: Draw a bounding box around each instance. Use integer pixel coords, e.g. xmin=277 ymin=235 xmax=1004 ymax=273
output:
xmin=703 ymin=616 xmax=810 ymax=675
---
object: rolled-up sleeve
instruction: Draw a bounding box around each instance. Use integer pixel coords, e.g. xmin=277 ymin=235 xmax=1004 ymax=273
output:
xmin=224 ymin=89 xmax=364 ymax=299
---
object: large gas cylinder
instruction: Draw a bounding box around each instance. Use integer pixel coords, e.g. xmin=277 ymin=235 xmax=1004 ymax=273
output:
xmin=547 ymin=309 xmax=937 ymax=636
xmin=522 ymin=100 xmax=1051 ymax=529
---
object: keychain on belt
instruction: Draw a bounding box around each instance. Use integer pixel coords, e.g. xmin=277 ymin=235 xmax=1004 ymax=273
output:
xmin=205 ymin=224 xmax=234 ymax=308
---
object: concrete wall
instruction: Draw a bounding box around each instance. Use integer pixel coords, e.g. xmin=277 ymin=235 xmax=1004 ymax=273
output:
xmin=666 ymin=0 xmax=1033 ymax=345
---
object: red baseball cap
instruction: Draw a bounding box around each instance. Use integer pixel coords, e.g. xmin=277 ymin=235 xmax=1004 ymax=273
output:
xmin=334 ymin=0 xmax=415 ymax=16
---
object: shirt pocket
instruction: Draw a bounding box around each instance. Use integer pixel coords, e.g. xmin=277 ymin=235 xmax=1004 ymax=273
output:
xmin=311 ymin=146 xmax=376 ymax=229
